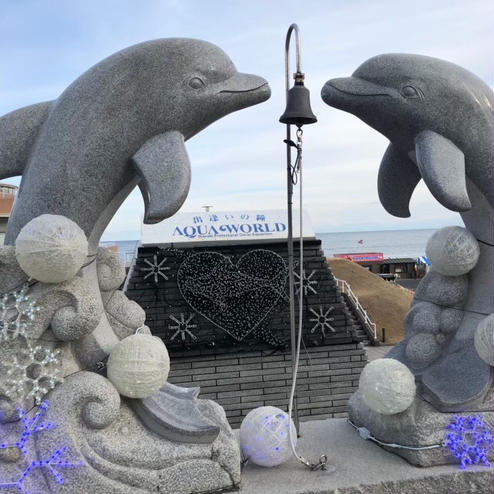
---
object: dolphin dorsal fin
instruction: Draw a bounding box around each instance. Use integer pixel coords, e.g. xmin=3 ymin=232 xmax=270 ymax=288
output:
xmin=415 ymin=130 xmax=471 ymax=212
xmin=378 ymin=143 xmax=422 ymax=217
xmin=0 ymin=101 xmax=53 ymax=180
xmin=132 ymin=131 xmax=191 ymax=224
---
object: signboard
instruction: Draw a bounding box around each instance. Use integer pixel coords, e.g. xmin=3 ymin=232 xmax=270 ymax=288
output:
xmin=141 ymin=210 xmax=315 ymax=245
xmin=334 ymin=252 xmax=384 ymax=262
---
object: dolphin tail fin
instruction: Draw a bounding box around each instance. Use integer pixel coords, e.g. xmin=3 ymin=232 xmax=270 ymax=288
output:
xmin=415 ymin=130 xmax=471 ymax=212
xmin=0 ymin=101 xmax=53 ymax=180
xmin=132 ymin=131 xmax=191 ymax=224
xmin=378 ymin=143 xmax=422 ymax=217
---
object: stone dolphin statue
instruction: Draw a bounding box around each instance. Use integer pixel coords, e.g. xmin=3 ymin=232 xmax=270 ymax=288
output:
xmin=321 ymin=54 xmax=494 ymax=411
xmin=0 ymin=38 xmax=270 ymax=475
xmin=0 ymin=38 xmax=270 ymax=249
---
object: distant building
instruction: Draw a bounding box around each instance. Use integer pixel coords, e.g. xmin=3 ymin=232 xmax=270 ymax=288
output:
xmin=333 ymin=251 xmax=419 ymax=279
xmin=0 ymin=183 xmax=17 ymax=244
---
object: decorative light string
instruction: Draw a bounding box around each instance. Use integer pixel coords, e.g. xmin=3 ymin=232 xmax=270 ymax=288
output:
xmin=348 ymin=415 xmax=494 ymax=469
xmin=0 ymin=401 xmax=83 ymax=493
xmin=347 ymin=418 xmax=443 ymax=450
xmin=445 ymin=415 xmax=494 ymax=469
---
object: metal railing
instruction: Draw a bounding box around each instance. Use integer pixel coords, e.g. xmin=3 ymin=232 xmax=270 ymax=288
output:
xmin=123 ymin=247 xmax=139 ymax=293
xmin=335 ymin=277 xmax=378 ymax=343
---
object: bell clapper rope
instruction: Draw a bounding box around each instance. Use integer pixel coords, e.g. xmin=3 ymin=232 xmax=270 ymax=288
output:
xmin=285 ymin=126 xmax=332 ymax=473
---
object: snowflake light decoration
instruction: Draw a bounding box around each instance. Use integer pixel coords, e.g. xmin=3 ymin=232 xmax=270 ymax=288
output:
xmin=169 ymin=313 xmax=198 ymax=342
xmin=4 ymin=344 xmax=63 ymax=405
xmin=294 ymin=269 xmax=318 ymax=296
xmin=445 ymin=414 xmax=494 ymax=469
xmin=0 ymin=401 xmax=83 ymax=493
xmin=0 ymin=284 xmax=39 ymax=341
xmin=141 ymin=255 xmax=170 ymax=283
xmin=309 ymin=306 xmax=336 ymax=338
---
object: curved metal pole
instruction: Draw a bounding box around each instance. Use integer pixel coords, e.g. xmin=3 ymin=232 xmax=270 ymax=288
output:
xmin=284 ymin=23 xmax=301 ymax=434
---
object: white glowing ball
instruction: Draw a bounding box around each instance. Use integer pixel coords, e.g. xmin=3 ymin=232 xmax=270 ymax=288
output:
xmin=359 ymin=358 xmax=416 ymax=415
xmin=239 ymin=406 xmax=295 ymax=467
xmin=15 ymin=214 xmax=88 ymax=283
xmin=426 ymin=226 xmax=480 ymax=276
xmin=107 ymin=333 xmax=170 ymax=399
xmin=474 ymin=314 xmax=494 ymax=366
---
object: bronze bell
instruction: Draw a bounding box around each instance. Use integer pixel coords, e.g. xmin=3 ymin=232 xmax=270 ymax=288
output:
xmin=279 ymin=81 xmax=317 ymax=127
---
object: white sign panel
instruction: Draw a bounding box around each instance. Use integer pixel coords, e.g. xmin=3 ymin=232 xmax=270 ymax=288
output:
xmin=141 ymin=210 xmax=315 ymax=245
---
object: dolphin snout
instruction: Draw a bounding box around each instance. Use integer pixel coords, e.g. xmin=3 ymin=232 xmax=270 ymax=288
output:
xmin=322 ymin=77 xmax=396 ymax=107
xmin=218 ymin=73 xmax=271 ymax=103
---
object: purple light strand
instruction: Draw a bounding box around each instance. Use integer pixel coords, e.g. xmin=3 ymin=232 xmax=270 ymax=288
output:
xmin=0 ymin=401 xmax=83 ymax=493
xmin=445 ymin=414 xmax=494 ymax=470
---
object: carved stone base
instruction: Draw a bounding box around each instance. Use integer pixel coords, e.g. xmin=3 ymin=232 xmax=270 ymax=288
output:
xmin=16 ymin=372 xmax=240 ymax=494
xmin=348 ymin=391 xmax=494 ymax=467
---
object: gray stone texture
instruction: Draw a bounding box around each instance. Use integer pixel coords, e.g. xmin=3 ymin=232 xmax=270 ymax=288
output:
xmin=321 ymin=53 xmax=494 ymax=465
xmin=104 ymin=290 xmax=146 ymax=339
xmin=0 ymin=245 xmax=28 ymax=294
xmin=349 ymin=391 xmax=494 ymax=466
xmin=130 ymin=381 xmax=221 ymax=443
xmin=0 ymin=38 xmax=270 ymax=493
xmin=239 ymin=418 xmax=494 ymax=494
xmin=1 ymin=38 xmax=270 ymax=250
xmin=33 ymin=372 xmax=240 ymax=493
xmin=97 ymin=247 xmax=126 ymax=292
xmin=414 ymin=268 xmax=469 ymax=308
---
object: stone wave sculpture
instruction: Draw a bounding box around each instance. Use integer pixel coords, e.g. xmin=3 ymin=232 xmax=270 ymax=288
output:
xmin=0 ymin=38 xmax=270 ymax=492
xmin=322 ymin=53 xmax=493 ymax=466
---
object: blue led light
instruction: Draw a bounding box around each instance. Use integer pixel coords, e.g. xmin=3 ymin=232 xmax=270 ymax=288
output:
xmin=0 ymin=401 xmax=83 ymax=493
xmin=445 ymin=414 xmax=494 ymax=469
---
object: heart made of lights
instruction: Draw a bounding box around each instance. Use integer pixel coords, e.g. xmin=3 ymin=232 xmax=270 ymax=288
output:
xmin=177 ymin=249 xmax=287 ymax=341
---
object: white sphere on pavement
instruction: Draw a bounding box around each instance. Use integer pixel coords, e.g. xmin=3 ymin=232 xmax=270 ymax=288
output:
xmin=239 ymin=406 xmax=295 ymax=467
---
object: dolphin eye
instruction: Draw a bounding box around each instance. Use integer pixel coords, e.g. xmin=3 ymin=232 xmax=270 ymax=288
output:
xmin=189 ymin=77 xmax=205 ymax=89
xmin=401 ymin=85 xmax=420 ymax=99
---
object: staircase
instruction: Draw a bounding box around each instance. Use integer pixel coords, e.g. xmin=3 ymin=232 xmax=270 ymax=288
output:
xmin=335 ymin=278 xmax=379 ymax=346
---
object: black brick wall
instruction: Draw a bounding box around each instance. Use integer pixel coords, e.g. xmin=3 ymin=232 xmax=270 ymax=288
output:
xmin=167 ymin=343 xmax=367 ymax=428
xmin=125 ymin=239 xmax=362 ymax=355
xmin=125 ymin=239 xmax=367 ymax=425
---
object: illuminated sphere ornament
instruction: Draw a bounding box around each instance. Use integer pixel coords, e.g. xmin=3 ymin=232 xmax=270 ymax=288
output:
xmin=239 ymin=406 xmax=295 ymax=467
xmin=359 ymin=358 xmax=416 ymax=415
xmin=474 ymin=314 xmax=494 ymax=366
xmin=15 ymin=214 xmax=88 ymax=283
xmin=425 ymin=226 xmax=480 ymax=276
xmin=107 ymin=333 xmax=170 ymax=398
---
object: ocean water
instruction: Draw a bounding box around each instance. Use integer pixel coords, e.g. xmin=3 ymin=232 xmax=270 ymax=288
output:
xmin=103 ymin=228 xmax=435 ymax=263
xmin=318 ymin=229 xmax=436 ymax=259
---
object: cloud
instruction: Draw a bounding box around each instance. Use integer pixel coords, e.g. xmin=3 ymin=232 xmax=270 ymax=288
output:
xmin=0 ymin=0 xmax=491 ymax=240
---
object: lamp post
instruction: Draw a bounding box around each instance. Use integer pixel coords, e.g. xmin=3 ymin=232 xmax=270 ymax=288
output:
xmin=279 ymin=23 xmax=317 ymax=433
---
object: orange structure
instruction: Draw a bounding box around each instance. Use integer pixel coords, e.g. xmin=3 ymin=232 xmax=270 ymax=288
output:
xmin=0 ymin=182 xmax=17 ymax=244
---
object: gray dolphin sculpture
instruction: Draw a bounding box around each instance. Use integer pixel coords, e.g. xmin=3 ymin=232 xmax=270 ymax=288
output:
xmin=0 ymin=38 xmax=270 ymax=249
xmin=322 ymin=54 xmax=494 ymax=410
xmin=0 ymin=39 xmax=270 ymax=445
xmin=322 ymin=54 xmax=493 ymax=223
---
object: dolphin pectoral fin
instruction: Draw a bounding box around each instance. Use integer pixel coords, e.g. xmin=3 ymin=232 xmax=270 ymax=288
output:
xmin=415 ymin=130 xmax=471 ymax=212
xmin=378 ymin=143 xmax=422 ymax=217
xmin=132 ymin=131 xmax=191 ymax=224
xmin=0 ymin=101 xmax=53 ymax=180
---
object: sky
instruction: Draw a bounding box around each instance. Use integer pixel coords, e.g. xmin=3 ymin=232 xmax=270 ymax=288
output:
xmin=0 ymin=0 xmax=492 ymax=240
